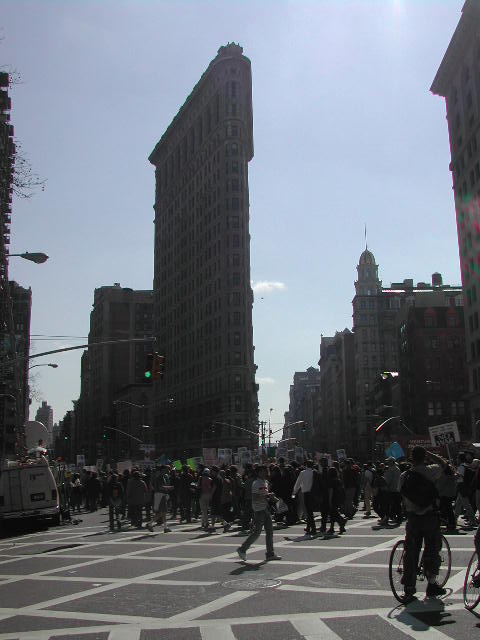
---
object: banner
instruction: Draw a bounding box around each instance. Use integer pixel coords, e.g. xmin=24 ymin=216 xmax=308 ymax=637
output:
xmin=203 ymin=448 xmax=217 ymax=466
xmin=294 ymin=446 xmax=304 ymax=464
xmin=218 ymin=448 xmax=232 ymax=466
xmin=117 ymin=460 xmax=132 ymax=475
xmin=276 ymin=442 xmax=287 ymax=460
xmin=239 ymin=450 xmax=252 ymax=465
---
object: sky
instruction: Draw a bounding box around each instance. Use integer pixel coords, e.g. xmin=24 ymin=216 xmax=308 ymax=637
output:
xmin=1 ymin=0 xmax=464 ymax=433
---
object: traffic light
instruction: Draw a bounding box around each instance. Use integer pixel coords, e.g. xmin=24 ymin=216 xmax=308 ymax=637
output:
xmin=152 ymin=353 xmax=165 ymax=380
xmin=301 ymin=422 xmax=307 ymax=433
xmin=103 ymin=431 xmax=108 ymax=440
xmin=144 ymin=352 xmax=154 ymax=380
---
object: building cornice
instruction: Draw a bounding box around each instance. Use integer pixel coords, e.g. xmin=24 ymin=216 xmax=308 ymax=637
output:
xmin=431 ymin=0 xmax=480 ymax=97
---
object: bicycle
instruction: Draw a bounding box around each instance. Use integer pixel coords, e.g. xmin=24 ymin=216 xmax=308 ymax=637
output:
xmin=389 ymin=534 xmax=452 ymax=603
xmin=463 ymin=550 xmax=480 ymax=611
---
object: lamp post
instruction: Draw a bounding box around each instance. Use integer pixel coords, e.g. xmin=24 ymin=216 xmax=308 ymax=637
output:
xmin=28 ymin=363 xmax=58 ymax=371
xmin=9 ymin=252 xmax=49 ymax=264
xmin=112 ymin=400 xmax=150 ymax=460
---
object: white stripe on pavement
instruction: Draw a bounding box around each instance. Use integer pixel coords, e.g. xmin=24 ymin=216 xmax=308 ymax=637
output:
xmin=200 ymin=625 xmax=237 ymax=640
xmin=108 ymin=625 xmax=142 ymax=640
xmin=168 ymin=590 xmax=256 ymax=622
xmin=292 ymin=617 xmax=343 ymax=639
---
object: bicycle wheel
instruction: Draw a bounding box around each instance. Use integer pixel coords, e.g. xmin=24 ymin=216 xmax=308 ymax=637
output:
xmin=389 ymin=540 xmax=407 ymax=602
xmin=437 ymin=535 xmax=452 ymax=587
xmin=463 ymin=551 xmax=480 ymax=611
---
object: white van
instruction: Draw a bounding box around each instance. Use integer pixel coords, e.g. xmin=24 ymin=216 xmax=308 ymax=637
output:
xmin=0 ymin=456 xmax=60 ymax=524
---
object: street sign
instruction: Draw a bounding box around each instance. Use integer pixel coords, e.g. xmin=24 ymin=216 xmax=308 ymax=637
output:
xmin=428 ymin=421 xmax=460 ymax=447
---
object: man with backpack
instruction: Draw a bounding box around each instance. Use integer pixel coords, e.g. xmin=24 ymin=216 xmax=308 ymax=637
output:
xmin=400 ymin=446 xmax=448 ymax=602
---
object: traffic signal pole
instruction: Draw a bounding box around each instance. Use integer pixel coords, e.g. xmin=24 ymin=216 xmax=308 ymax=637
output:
xmin=28 ymin=337 xmax=155 ymax=361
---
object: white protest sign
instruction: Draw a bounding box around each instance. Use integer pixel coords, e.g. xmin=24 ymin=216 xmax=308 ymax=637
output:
xmin=336 ymin=449 xmax=346 ymax=463
xmin=428 ymin=421 xmax=460 ymax=447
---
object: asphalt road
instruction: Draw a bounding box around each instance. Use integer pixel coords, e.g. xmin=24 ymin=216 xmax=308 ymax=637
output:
xmin=0 ymin=509 xmax=477 ymax=639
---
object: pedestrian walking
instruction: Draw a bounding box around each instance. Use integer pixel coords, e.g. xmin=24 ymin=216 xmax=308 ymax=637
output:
xmin=292 ymin=459 xmax=316 ymax=535
xmin=107 ymin=473 xmax=124 ymax=531
xmin=237 ymin=465 xmax=282 ymax=562
xmin=199 ymin=468 xmax=214 ymax=530
xmin=148 ymin=464 xmax=173 ymax=533
xmin=327 ymin=466 xmax=346 ymax=535
xmin=126 ymin=470 xmax=148 ymax=529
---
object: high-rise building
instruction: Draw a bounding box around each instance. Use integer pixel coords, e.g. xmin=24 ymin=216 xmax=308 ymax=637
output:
xmin=283 ymin=368 xmax=321 ymax=451
xmin=318 ymin=330 xmax=355 ymax=454
xmin=431 ymin=0 xmax=480 ymax=438
xmin=352 ymin=248 xmax=462 ymax=456
xmin=35 ymin=400 xmax=53 ymax=444
xmin=0 ymin=71 xmax=13 ymax=337
xmin=148 ymin=43 xmax=258 ymax=457
xmin=76 ymin=284 xmax=153 ymax=462
xmin=397 ymin=302 xmax=467 ymax=437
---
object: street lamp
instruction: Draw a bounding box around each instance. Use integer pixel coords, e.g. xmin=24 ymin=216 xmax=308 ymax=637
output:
xmin=28 ymin=363 xmax=58 ymax=371
xmin=375 ymin=415 xmax=414 ymax=435
xmin=9 ymin=252 xmax=49 ymax=264
xmin=104 ymin=425 xmax=150 ymax=444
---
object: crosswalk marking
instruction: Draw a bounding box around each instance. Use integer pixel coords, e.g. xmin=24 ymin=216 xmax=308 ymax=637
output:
xmin=292 ymin=617 xmax=344 ymax=639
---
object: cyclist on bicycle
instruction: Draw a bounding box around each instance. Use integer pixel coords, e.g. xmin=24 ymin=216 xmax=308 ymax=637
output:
xmin=473 ymin=523 xmax=480 ymax=588
xmin=400 ymin=445 xmax=448 ymax=602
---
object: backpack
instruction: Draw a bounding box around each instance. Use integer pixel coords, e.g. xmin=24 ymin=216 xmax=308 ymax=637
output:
xmin=401 ymin=470 xmax=438 ymax=509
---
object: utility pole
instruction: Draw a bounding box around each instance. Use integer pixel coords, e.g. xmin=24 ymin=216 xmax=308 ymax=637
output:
xmin=259 ymin=420 xmax=267 ymax=459
xmin=268 ymin=408 xmax=273 ymax=448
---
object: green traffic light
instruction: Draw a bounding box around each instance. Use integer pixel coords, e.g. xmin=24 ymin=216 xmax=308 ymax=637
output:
xmin=144 ymin=371 xmax=152 ymax=379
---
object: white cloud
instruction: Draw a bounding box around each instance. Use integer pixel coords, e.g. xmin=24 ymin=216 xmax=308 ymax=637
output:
xmin=257 ymin=377 xmax=275 ymax=385
xmin=252 ymin=281 xmax=285 ymax=294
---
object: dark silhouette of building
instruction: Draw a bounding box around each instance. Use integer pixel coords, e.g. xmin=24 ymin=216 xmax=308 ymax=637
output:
xmin=75 ymin=284 xmax=153 ymax=463
xmin=431 ymin=0 xmax=480 ymax=439
xmin=398 ymin=303 xmax=467 ymax=437
xmin=351 ymin=248 xmax=463 ymax=457
xmin=283 ymin=368 xmax=321 ymax=452
xmin=318 ymin=330 xmax=355 ymax=454
xmin=148 ymin=44 xmax=258 ymax=457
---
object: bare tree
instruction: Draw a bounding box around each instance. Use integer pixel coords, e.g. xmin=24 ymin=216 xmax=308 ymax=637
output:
xmin=12 ymin=140 xmax=46 ymax=199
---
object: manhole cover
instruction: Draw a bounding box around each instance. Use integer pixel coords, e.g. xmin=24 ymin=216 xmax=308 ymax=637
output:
xmin=222 ymin=578 xmax=281 ymax=590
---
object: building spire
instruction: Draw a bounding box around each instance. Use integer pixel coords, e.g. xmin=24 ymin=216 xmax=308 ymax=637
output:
xmin=364 ymin=223 xmax=368 ymax=251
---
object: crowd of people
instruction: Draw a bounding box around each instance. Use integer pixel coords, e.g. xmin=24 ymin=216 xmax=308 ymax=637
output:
xmin=60 ymin=449 xmax=480 ymax=540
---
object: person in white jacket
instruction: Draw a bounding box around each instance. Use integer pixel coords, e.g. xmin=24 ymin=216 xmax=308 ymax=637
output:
xmin=292 ymin=460 xmax=317 ymax=535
